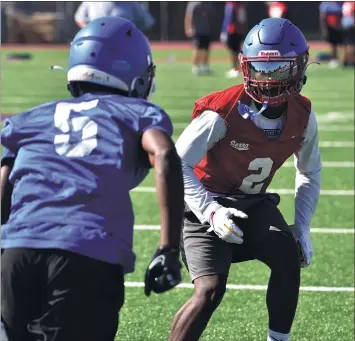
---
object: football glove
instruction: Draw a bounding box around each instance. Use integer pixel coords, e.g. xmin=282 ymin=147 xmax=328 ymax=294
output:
xmin=208 ymin=205 xmax=248 ymax=244
xmin=144 ymin=246 xmax=182 ymax=297
xmin=290 ymin=224 xmax=313 ymax=268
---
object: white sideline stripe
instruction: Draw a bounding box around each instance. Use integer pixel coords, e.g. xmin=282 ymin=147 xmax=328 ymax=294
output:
xmin=132 ymin=187 xmax=355 ymax=195
xmin=134 ymin=225 xmax=354 ymax=233
xmin=125 ymin=282 xmax=354 ymax=292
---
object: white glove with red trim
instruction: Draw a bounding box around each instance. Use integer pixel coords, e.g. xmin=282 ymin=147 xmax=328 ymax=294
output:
xmin=208 ymin=205 xmax=248 ymax=244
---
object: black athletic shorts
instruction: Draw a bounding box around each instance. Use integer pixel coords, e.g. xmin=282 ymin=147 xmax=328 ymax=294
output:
xmin=1 ymin=248 xmax=124 ymax=341
xmin=180 ymin=194 xmax=297 ymax=281
xmin=226 ymin=33 xmax=244 ymax=53
xmin=327 ymin=26 xmax=343 ymax=44
xmin=192 ymin=35 xmax=212 ymax=50
xmin=343 ymin=26 xmax=355 ymax=45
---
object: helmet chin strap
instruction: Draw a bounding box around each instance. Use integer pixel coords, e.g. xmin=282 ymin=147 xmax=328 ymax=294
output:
xmin=238 ymin=100 xmax=269 ymax=119
xmin=49 ymin=65 xmax=68 ymax=72
xmin=303 ymin=61 xmax=320 ymax=86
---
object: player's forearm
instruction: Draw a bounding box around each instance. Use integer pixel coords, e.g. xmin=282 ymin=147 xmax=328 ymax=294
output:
xmin=184 ymin=15 xmax=192 ymax=35
xmin=154 ymin=149 xmax=184 ymax=249
xmin=294 ymin=170 xmax=321 ymax=234
xmin=1 ymin=165 xmax=14 ymax=225
xmin=182 ymin=162 xmax=219 ymax=224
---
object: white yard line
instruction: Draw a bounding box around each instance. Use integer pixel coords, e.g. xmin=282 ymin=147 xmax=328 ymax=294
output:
xmin=132 ymin=187 xmax=355 ymax=195
xmin=283 ymin=161 xmax=354 ymax=167
xmin=318 ymin=141 xmax=354 ymax=147
xmin=125 ymin=282 xmax=354 ymax=292
xmin=173 ymin=122 xmax=355 ymax=131
xmin=317 ymin=112 xmax=354 ymax=122
xmin=317 ymin=125 xmax=354 ymax=131
xmin=171 ymin=136 xmax=354 ymax=148
xmin=134 ymin=225 xmax=354 ymax=233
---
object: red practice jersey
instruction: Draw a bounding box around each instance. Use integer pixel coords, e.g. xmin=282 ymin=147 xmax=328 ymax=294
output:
xmin=192 ymin=84 xmax=311 ymax=196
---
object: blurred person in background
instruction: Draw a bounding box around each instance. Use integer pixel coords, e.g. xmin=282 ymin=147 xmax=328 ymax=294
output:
xmin=185 ymin=2 xmax=215 ymax=76
xmin=75 ymin=1 xmax=155 ymax=32
xmin=319 ymin=1 xmax=343 ymax=68
xmin=266 ymin=1 xmax=288 ymax=19
xmin=220 ymin=2 xmax=248 ymax=79
xmin=341 ymin=1 xmax=355 ymax=67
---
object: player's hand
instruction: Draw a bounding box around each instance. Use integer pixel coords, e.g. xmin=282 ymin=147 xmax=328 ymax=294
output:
xmin=144 ymin=246 xmax=182 ymax=297
xmin=220 ymin=32 xmax=228 ymax=43
xmin=208 ymin=205 xmax=248 ymax=244
xmin=185 ymin=28 xmax=194 ymax=38
xmin=290 ymin=224 xmax=313 ymax=268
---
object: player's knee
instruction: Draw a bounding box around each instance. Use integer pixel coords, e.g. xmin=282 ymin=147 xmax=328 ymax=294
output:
xmin=265 ymin=232 xmax=301 ymax=273
xmin=285 ymin=234 xmax=301 ymax=267
xmin=193 ymin=276 xmax=227 ymax=312
xmin=273 ymin=233 xmax=301 ymax=274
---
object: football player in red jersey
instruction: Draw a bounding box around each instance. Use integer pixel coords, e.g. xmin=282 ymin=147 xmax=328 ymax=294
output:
xmin=169 ymin=18 xmax=321 ymax=341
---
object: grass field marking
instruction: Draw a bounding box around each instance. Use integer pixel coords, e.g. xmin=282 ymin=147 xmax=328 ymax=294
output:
xmin=317 ymin=112 xmax=354 ymax=123
xmin=318 ymin=141 xmax=354 ymax=147
xmin=316 ymin=125 xmax=355 ymax=131
xmin=172 ymin=122 xmax=355 ymax=129
xmin=290 ymin=161 xmax=354 ymax=167
xmin=173 ymin=122 xmax=355 ymax=131
xmin=132 ymin=187 xmax=355 ymax=195
xmin=125 ymin=282 xmax=354 ymax=292
xmin=134 ymin=225 xmax=354 ymax=233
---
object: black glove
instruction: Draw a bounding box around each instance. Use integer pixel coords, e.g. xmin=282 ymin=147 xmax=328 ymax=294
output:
xmin=144 ymin=246 xmax=182 ymax=297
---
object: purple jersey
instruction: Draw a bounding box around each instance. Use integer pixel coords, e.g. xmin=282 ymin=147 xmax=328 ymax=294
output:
xmin=1 ymin=93 xmax=173 ymax=274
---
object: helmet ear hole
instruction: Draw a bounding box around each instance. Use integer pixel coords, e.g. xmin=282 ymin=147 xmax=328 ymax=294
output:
xmin=303 ymin=75 xmax=307 ymax=85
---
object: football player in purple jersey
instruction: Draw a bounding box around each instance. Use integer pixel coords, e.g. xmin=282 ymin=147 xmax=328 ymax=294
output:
xmin=1 ymin=17 xmax=184 ymax=341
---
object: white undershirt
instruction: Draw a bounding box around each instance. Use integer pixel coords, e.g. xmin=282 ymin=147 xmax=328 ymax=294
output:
xmin=175 ymin=107 xmax=322 ymax=236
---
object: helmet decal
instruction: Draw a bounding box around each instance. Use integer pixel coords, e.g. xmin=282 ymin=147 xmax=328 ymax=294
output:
xmin=68 ymin=65 xmax=129 ymax=91
xmin=258 ymin=50 xmax=281 ymax=57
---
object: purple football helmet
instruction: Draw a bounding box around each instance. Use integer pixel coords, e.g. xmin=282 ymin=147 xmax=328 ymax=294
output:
xmin=239 ymin=18 xmax=309 ymax=107
xmin=68 ymin=16 xmax=155 ymax=99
